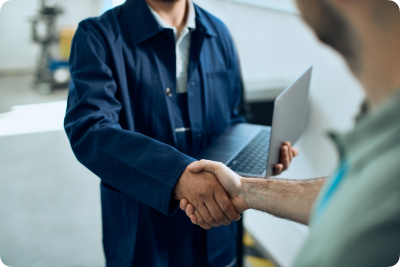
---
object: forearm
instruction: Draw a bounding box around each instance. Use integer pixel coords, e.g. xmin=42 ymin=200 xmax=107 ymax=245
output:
xmin=241 ymin=177 xmax=326 ymax=225
xmin=66 ymin=116 xmax=195 ymax=215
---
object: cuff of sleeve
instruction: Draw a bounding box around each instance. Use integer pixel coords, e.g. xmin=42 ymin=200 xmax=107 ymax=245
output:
xmin=164 ymin=157 xmax=197 ymax=216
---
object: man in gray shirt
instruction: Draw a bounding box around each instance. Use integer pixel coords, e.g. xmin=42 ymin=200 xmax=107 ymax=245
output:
xmin=181 ymin=0 xmax=400 ymax=266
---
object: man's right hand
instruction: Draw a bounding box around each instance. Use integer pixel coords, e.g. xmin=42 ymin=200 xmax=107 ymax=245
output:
xmin=178 ymin=160 xmax=249 ymax=228
xmin=173 ymin=162 xmax=241 ymax=230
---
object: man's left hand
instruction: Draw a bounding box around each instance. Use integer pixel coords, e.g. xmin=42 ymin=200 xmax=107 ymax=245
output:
xmin=273 ymin=142 xmax=299 ymax=176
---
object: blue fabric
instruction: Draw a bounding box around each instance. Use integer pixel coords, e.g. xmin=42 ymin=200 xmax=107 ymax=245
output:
xmin=174 ymin=93 xmax=192 ymax=155
xmin=314 ymin=160 xmax=350 ymax=222
xmin=64 ymin=0 xmax=245 ymax=266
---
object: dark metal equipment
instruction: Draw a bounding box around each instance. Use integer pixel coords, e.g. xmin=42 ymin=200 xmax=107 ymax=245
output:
xmin=31 ymin=0 xmax=69 ymax=94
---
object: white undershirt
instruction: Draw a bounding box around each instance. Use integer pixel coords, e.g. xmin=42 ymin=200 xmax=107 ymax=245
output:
xmin=147 ymin=0 xmax=196 ymax=94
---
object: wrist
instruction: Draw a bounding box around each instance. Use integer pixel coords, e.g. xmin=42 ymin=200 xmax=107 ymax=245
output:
xmin=240 ymin=177 xmax=270 ymax=212
xmin=173 ymin=168 xmax=186 ymax=200
xmin=237 ymin=176 xmax=250 ymax=212
xmin=239 ymin=177 xmax=251 ymax=210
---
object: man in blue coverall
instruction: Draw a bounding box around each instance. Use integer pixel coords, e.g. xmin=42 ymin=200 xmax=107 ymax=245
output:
xmin=64 ymin=0 xmax=298 ymax=266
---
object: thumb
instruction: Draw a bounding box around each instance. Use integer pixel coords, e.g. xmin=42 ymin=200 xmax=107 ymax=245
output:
xmin=186 ymin=161 xmax=205 ymax=173
xmin=187 ymin=160 xmax=219 ymax=174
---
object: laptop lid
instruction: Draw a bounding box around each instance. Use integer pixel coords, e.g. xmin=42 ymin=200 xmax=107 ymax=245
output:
xmin=266 ymin=66 xmax=313 ymax=175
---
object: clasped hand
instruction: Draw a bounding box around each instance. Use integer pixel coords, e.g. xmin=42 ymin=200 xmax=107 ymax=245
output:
xmin=173 ymin=163 xmax=241 ymax=229
xmin=174 ymin=142 xmax=298 ymax=230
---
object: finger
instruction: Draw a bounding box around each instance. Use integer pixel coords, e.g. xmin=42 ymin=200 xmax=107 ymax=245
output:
xmin=190 ymin=214 xmax=197 ymax=224
xmin=186 ymin=204 xmax=195 ymax=217
xmin=194 ymin=209 xmax=212 ymax=230
xmin=198 ymin=203 xmax=221 ymax=227
xmin=214 ymin=189 xmax=240 ymax=222
xmin=281 ymin=145 xmax=290 ymax=171
xmin=205 ymin=196 xmax=231 ymax=226
xmin=280 ymin=145 xmax=287 ymax=164
xmin=180 ymin=199 xmax=189 ymax=211
xmin=273 ymin=164 xmax=283 ymax=176
xmin=285 ymin=142 xmax=293 ymax=162
xmin=292 ymin=147 xmax=299 ymax=157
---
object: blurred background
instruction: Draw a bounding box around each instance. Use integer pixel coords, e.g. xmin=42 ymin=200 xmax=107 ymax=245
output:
xmin=0 ymin=0 xmax=365 ymax=266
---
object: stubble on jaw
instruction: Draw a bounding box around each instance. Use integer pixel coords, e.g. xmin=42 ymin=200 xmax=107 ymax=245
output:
xmin=296 ymin=0 xmax=363 ymax=76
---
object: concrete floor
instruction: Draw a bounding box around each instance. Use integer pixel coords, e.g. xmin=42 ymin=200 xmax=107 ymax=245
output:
xmin=0 ymin=75 xmax=104 ymax=267
xmin=0 ymin=75 xmax=267 ymax=267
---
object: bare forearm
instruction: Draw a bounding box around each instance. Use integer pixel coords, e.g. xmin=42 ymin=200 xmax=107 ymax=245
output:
xmin=241 ymin=177 xmax=326 ymax=225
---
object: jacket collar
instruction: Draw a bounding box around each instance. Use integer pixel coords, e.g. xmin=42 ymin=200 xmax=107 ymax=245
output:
xmin=123 ymin=0 xmax=217 ymax=46
xmin=147 ymin=0 xmax=196 ymax=31
xmin=194 ymin=5 xmax=217 ymax=37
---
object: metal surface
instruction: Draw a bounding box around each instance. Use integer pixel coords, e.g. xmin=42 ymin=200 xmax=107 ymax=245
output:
xmin=266 ymin=66 xmax=312 ymax=175
xmin=31 ymin=0 xmax=68 ymax=93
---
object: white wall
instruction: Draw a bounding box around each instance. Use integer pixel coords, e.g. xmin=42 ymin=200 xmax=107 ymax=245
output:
xmin=0 ymin=0 xmax=103 ymax=70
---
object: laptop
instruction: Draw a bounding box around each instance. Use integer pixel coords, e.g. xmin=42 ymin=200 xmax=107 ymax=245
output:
xmin=197 ymin=66 xmax=312 ymax=177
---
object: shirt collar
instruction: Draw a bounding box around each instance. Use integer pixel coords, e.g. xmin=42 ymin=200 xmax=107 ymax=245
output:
xmin=329 ymin=89 xmax=400 ymax=168
xmin=123 ymin=0 xmax=215 ymax=46
xmin=146 ymin=0 xmax=196 ymax=31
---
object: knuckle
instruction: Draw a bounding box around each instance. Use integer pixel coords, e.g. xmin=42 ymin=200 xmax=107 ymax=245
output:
xmin=197 ymin=189 xmax=207 ymax=198
xmin=214 ymin=214 xmax=224 ymax=222
xmin=218 ymin=198 xmax=231 ymax=212
xmin=204 ymin=216 xmax=214 ymax=224
xmin=197 ymin=217 xmax=204 ymax=224
xmin=220 ymin=203 xmax=230 ymax=213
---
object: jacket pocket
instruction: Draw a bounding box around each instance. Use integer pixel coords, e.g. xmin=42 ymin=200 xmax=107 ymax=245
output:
xmin=206 ymin=70 xmax=233 ymax=128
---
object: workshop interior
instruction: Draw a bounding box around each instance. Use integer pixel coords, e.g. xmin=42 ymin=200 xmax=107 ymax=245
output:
xmin=0 ymin=0 xmax=373 ymax=266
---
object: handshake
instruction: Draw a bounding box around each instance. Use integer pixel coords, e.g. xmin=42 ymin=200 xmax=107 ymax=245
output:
xmin=173 ymin=142 xmax=299 ymax=230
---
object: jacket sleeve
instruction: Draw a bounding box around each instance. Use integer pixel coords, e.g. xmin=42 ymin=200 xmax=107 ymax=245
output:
xmin=64 ymin=23 xmax=196 ymax=216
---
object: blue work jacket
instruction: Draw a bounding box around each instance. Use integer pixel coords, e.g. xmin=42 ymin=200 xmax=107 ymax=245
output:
xmin=64 ymin=0 xmax=244 ymax=266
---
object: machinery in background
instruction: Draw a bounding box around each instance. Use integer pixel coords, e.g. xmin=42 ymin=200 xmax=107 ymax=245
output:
xmin=31 ymin=0 xmax=73 ymax=94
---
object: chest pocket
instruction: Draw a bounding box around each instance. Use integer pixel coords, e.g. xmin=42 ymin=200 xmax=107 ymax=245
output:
xmin=206 ymin=70 xmax=233 ymax=128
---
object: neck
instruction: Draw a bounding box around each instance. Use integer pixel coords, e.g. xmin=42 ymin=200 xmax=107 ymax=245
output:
xmin=358 ymin=44 xmax=400 ymax=108
xmin=354 ymin=16 xmax=400 ymax=108
xmin=146 ymin=0 xmax=188 ymax=34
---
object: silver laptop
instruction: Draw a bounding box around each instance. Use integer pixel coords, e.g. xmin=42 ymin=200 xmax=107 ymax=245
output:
xmin=197 ymin=66 xmax=312 ymax=177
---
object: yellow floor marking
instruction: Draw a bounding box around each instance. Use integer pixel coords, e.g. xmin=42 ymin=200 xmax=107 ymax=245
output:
xmin=246 ymin=256 xmax=275 ymax=267
xmin=243 ymin=232 xmax=255 ymax=247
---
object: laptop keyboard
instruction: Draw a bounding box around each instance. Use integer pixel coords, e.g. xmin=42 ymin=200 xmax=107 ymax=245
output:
xmin=227 ymin=130 xmax=270 ymax=176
